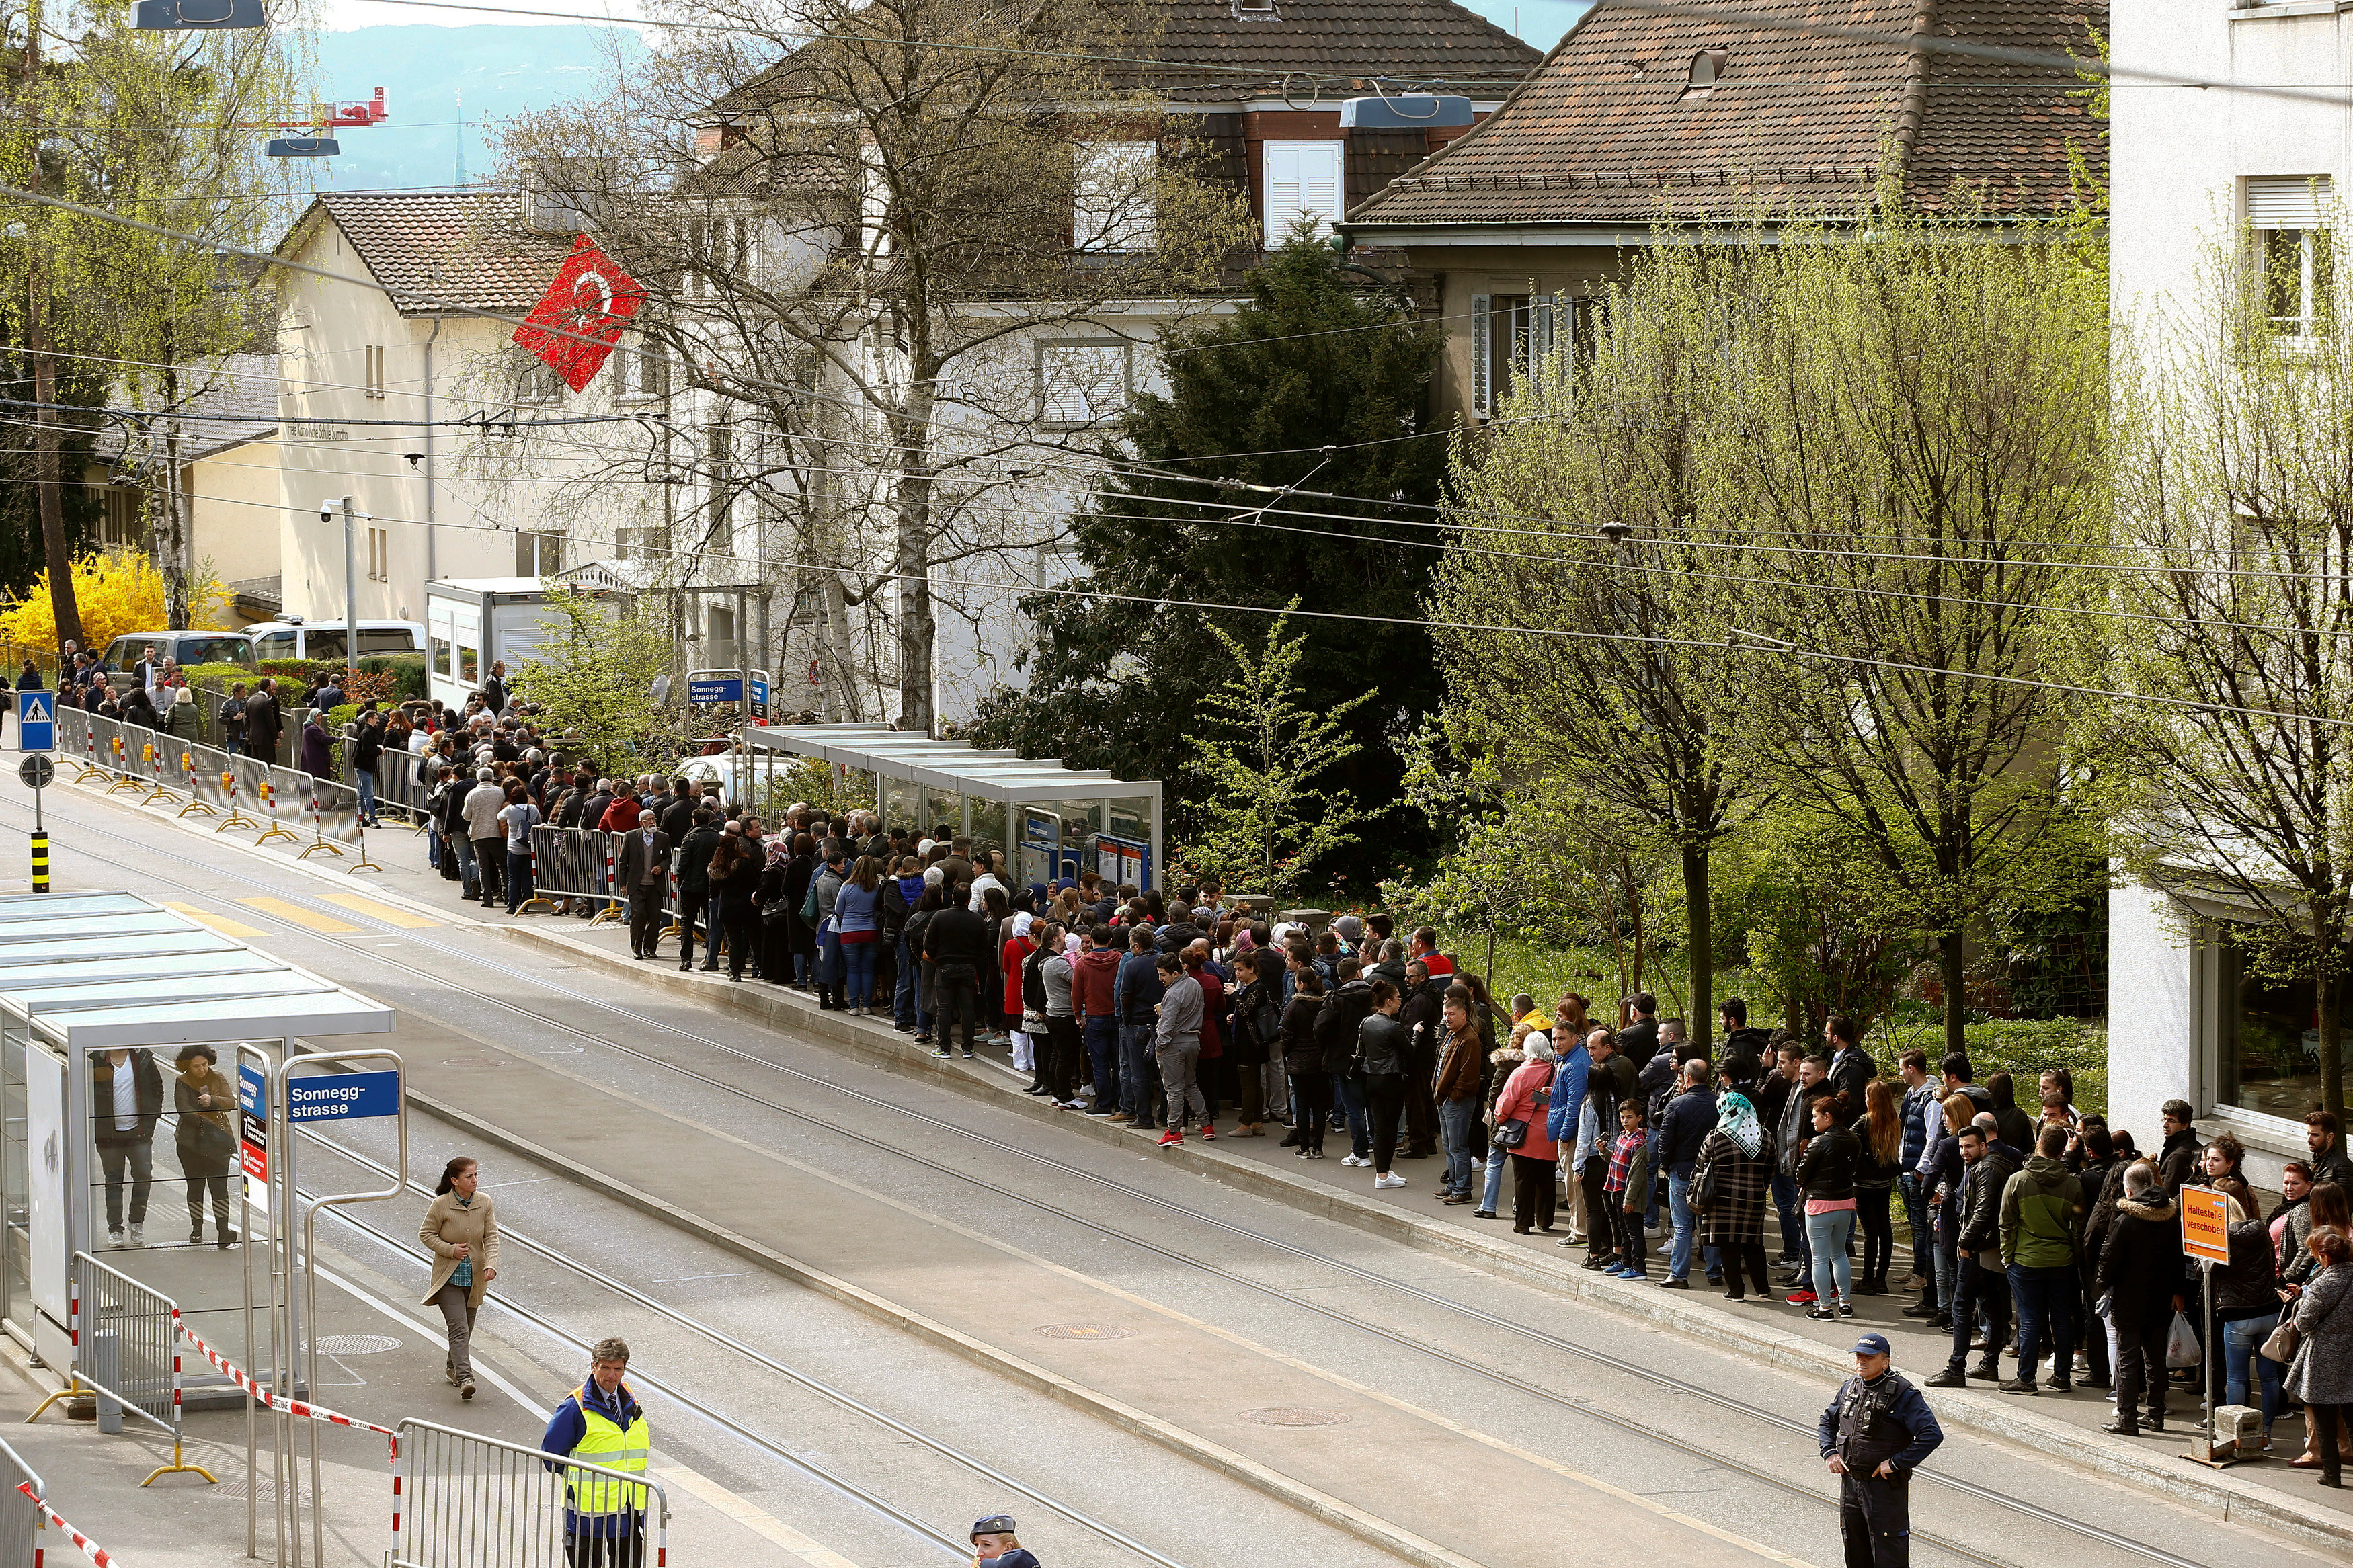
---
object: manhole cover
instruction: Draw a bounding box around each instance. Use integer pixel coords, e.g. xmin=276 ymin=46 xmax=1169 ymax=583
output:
xmin=210 ymin=1476 xmax=278 ymax=1501
xmin=1240 ymin=1407 xmax=1349 ymax=1428
xmin=313 ymin=1335 xmax=401 ymax=1356
xmin=1033 ymin=1324 xmax=1137 ymax=1341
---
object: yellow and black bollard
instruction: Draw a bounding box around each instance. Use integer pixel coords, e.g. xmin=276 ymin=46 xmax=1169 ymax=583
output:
xmin=31 ymin=831 xmax=48 ymax=893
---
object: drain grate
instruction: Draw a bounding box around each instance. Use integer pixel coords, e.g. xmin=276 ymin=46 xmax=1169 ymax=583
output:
xmin=1033 ymin=1324 xmax=1138 ymax=1341
xmin=313 ymin=1334 xmax=401 ymax=1356
xmin=1240 ymin=1407 xmax=1350 ymax=1428
xmin=209 ymin=1476 xmax=279 ymax=1502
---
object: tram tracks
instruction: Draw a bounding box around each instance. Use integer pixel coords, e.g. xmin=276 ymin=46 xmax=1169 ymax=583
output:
xmin=10 ymin=790 xmax=2239 ymax=1568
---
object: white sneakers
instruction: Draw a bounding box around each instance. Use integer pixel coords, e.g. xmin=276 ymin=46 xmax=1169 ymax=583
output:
xmin=1374 ymin=1173 xmax=1406 ymax=1190
xmin=1341 ymin=1153 xmax=1368 ymax=1167
xmin=126 ymin=1225 xmax=144 ymax=1247
xmin=107 ymin=1228 xmax=124 ymax=1247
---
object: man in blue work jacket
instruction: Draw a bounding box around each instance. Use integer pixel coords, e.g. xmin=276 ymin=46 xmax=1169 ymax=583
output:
xmin=1820 ymin=1331 xmax=1943 ymax=1568
xmin=543 ymin=1336 xmax=650 ymax=1565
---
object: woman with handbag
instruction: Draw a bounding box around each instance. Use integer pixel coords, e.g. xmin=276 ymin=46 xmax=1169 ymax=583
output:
xmin=418 ymin=1157 xmax=499 ymax=1403
xmin=172 ymin=1046 xmax=237 ymax=1248
xmin=1692 ymin=1081 xmax=1777 ymax=1302
xmin=1492 ymin=1033 xmax=1560 ymax=1233
xmin=2282 ymin=1226 xmax=2353 ymax=1487
xmin=2208 ymin=1176 xmax=2284 ymax=1446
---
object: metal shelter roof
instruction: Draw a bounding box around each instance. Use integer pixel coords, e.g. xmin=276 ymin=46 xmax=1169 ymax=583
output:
xmin=0 ymin=892 xmax=397 ymax=1051
xmin=744 ymin=723 xmax=1160 ymax=804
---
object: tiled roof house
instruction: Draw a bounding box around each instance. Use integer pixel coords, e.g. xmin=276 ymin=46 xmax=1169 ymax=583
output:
xmin=1343 ymin=0 xmax=2106 ymax=425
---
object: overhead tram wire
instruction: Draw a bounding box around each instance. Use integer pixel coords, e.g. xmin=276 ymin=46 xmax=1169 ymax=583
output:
xmin=0 ymin=809 xmax=2205 ymax=1568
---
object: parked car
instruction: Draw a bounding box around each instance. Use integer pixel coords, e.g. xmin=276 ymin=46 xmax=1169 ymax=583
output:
xmin=242 ymin=618 xmax=426 ymax=662
xmin=100 ymin=631 xmax=257 ymax=672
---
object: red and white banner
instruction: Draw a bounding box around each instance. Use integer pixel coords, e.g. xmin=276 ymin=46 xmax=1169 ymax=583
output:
xmin=19 ymin=1482 xmax=119 ymax=1567
xmin=513 ymin=235 xmax=646 ymax=392
xmin=177 ymin=1324 xmax=397 ymax=1450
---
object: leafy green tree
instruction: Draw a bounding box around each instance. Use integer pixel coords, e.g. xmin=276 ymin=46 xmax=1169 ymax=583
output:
xmin=508 ymin=591 xmax=691 ymax=775
xmin=1176 ymin=604 xmax=1371 ymax=901
xmin=969 ymin=237 xmax=1448 ymax=869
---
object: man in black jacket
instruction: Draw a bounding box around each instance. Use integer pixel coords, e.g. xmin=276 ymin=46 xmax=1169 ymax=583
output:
xmin=349 ymin=706 xmax=385 ymax=826
xmin=2155 ymin=1100 xmax=2203 ymax=1196
xmin=92 ymin=1048 xmax=164 ymax=1246
xmin=1396 ymin=962 xmax=1444 ymax=1158
xmin=1315 ymin=963 xmax=1377 ymax=1162
xmin=243 ymin=679 xmax=283 ymax=765
xmin=1825 ymin=1016 xmax=1874 ymax=1122
xmin=1718 ymin=997 xmax=1774 ymax=1065
xmin=1927 ymin=1124 xmax=2020 ymax=1388
xmin=924 ymin=897 xmax=991 ymax=1060
xmin=1617 ymin=992 xmax=1661 ymax=1070
xmin=674 ymin=810 xmax=722 ymax=971
xmin=659 ymin=777 xmax=696 ymax=845
xmin=1578 ymin=1030 xmax=1640 ymax=1267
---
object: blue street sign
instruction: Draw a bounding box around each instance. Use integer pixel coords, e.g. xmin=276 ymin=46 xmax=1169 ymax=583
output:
xmin=286 ymin=1069 xmax=401 ymax=1122
xmin=17 ymin=690 xmax=54 ymax=753
xmin=749 ymin=678 xmax=768 ymax=706
xmin=237 ymin=1063 xmax=266 ymax=1117
xmin=688 ymin=677 xmax=744 ymax=704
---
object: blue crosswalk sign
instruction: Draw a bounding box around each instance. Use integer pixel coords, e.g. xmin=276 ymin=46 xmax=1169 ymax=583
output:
xmin=17 ymin=691 xmax=54 ymax=753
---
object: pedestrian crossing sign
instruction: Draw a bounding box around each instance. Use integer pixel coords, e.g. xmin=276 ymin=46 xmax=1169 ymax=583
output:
xmin=17 ymin=690 xmax=54 ymax=753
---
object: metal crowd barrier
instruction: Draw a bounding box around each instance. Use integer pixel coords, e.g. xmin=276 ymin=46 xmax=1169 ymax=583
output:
xmin=0 ymin=1431 xmax=44 ymax=1565
xmin=391 ymin=1418 xmax=668 ymax=1568
xmin=26 ymin=1253 xmax=215 ymax=1487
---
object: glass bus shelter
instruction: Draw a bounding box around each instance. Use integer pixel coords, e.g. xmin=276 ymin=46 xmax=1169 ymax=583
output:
xmin=743 ymin=723 xmax=1165 ymax=892
xmin=0 ymin=893 xmax=395 ymax=1388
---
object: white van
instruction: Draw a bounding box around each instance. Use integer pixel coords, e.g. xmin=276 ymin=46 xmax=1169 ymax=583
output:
xmin=242 ymin=618 xmax=426 ymax=662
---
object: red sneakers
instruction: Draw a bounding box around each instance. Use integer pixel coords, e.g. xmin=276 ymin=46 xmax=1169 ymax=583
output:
xmin=1198 ymin=1124 xmax=1216 ymax=1141
xmin=1157 ymin=1129 xmax=1183 ymax=1147
xmin=1786 ymin=1289 xmax=1817 ymax=1305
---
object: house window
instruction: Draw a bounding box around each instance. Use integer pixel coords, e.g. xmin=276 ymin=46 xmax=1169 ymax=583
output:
xmin=1683 ymin=50 xmax=1726 ymax=98
xmin=688 ymin=214 xmax=750 ymax=298
xmin=625 ymin=337 xmax=668 ymax=399
xmin=367 ymin=526 xmax=389 ymax=581
xmin=520 ymin=353 xmax=565 ymax=403
xmin=705 ymin=423 xmax=737 ymax=552
xmin=1037 ymin=339 xmax=1131 ymax=427
xmin=1469 ymin=291 xmax=1594 ymax=419
xmin=1262 ymin=142 xmax=1343 ymax=244
xmin=363 ymin=344 xmax=387 ymax=400
xmin=1074 ymin=140 xmax=1156 ymax=253
xmin=2249 ymin=177 xmax=2335 ymax=339
xmin=514 ymin=530 xmax=563 ymax=577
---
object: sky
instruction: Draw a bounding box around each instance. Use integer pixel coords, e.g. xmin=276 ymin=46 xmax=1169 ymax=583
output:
xmin=302 ymin=0 xmax=1590 ymax=192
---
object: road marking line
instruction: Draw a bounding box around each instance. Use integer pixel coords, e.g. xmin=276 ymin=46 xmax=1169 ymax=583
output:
xmin=163 ymin=901 xmax=269 ymax=939
xmin=318 ymin=891 xmax=440 ymax=929
xmin=657 ymin=1464 xmax=867 ymax=1568
xmin=235 ymin=895 xmax=360 ymax=933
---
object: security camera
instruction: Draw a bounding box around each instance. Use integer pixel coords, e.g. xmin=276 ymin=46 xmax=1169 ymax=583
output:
xmin=318 ymin=498 xmax=340 ymax=520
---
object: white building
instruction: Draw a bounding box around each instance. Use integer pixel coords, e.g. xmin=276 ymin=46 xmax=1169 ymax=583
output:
xmin=2109 ymin=1 xmax=2345 ymax=1181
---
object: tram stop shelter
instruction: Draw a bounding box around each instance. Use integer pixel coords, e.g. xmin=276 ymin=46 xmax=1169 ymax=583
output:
xmin=0 ymin=892 xmax=393 ymax=1391
xmin=743 ymin=723 xmax=1166 ymax=891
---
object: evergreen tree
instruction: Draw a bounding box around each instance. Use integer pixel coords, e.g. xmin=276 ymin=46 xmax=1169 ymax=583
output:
xmin=969 ymin=237 xmax=1447 ymax=880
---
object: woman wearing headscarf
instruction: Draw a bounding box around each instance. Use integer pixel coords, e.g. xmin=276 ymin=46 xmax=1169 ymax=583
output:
xmin=756 ymin=831 xmax=797 ymax=990
xmin=1692 ymin=1075 xmax=1778 ymax=1302
xmin=173 ymin=1046 xmax=237 ymax=1247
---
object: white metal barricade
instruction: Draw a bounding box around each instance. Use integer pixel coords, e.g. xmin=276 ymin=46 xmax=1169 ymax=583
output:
xmin=0 ymin=1431 xmax=45 ymax=1566
xmin=391 ymin=1418 xmax=669 ymax=1568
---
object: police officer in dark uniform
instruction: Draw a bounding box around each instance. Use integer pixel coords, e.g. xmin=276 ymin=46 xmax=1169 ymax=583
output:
xmin=1819 ymin=1331 xmax=1944 ymax=1568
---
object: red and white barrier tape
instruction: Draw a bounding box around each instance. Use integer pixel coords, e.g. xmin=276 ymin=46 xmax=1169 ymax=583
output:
xmin=19 ymin=1481 xmax=117 ymax=1567
xmin=175 ymin=1324 xmax=398 ymax=1448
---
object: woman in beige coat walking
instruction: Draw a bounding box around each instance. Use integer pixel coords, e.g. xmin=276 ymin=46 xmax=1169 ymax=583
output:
xmin=419 ymin=1156 xmax=499 ymax=1401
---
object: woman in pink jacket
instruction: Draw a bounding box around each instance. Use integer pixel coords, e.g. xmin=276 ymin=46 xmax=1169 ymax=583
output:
xmin=1495 ymin=1033 xmax=1562 ymax=1234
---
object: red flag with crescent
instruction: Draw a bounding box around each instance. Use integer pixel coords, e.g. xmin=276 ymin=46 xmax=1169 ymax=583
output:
xmin=514 ymin=235 xmax=645 ymax=393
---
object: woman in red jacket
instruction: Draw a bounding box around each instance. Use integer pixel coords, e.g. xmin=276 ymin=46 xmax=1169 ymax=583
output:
xmin=1004 ymin=920 xmax=1039 ymax=1089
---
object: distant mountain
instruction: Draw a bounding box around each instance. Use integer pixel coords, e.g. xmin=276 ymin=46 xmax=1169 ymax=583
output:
xmin=310 ymin=24 xmax=643 ymax=194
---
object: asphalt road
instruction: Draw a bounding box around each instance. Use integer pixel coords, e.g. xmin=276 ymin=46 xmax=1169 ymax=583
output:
xmin=0 ymin=761 xmax=2331 ymax=1568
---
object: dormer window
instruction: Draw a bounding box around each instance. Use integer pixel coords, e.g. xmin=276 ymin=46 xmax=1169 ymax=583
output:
xmin=1234 ymin=0 xmax=1275 ymax=14
xmin=1683 ymin=49 xmax=1726 ymax=98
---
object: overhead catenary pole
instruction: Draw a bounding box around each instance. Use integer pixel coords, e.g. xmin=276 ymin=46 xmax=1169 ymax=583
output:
xmin=341 ymin=495 xmax=358 ymax=683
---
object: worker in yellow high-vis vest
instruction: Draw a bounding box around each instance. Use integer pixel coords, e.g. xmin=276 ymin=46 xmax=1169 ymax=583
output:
xmin=541 ymin=1336 xmax=649 ymax=1566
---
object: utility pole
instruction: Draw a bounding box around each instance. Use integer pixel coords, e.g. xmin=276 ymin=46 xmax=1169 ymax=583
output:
xmin=340 ymin=495 xmax=359 ymax=682
xmin=24 ymin=0 xmax=85 ymax=658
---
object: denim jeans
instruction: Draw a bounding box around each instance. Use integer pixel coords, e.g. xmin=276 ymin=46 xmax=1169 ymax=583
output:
xmin=1667 ymin=1171 xmax=1719 ymax=1281
xmin=816 ymin=927 xmax=842 ymax=993
xmin=1082 ymin=1017 xmax=1119 ymax=1109
xmin=1332 ymin=1075 xmax=1371 ymax=1160
xmin=1644 ymin=1127 xmax=1663 ymax=1228
xmin=1898 ymin=1171 xmax=1937 ymax=1294
xmin=1806 ymin=1208 xmax=1855 ymax=1303
xmin=1771 ymin=1168 xmax=1804 ymax=1261
xmin=1936 ymin=1227 xmax=1959 ymax=1313
xmin=842 ymin=937 xmax=877 ymax=1006
xmin=1439 ymin=1097 xmax=1478 ymax=1195
xmin=2008 ymin=1262 xmax=2074 ymax=1385
xmin=1119 ymin=1022 xmax=1157 ymax=1119
xmin=451 ymin=832 xmax=477 ymax=895
xmin=97 ymin=1139 xmax=153 ymax=1229
xmin=505 ymin=848 xmax=532 ymax=913
xmin=356 ymin=768 xmax=376 ymax=823
xmin=1481 ymin=1139 xmax=1508 ymax=1211
xmin=1946 ymin=1259 xmax=2011 ymax=1372
xmin=2221 ymin=1311 xmax=2285 ymax=1430
xmin=893 ymin=936 xmax=918 ymax=1022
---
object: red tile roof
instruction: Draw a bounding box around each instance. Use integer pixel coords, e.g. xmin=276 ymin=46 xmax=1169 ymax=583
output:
xmin=293 ymin=192 xmax=574 ymax=316
xmin=1347 ymin=0 xmax=2104 ymax=230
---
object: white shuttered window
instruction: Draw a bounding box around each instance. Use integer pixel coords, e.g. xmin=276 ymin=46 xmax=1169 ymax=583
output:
xmin=1263 ymin=142 xmax=1343 ymax=244
xmin=1038 ymin=341 xmax=1131 ymax=427
xmin=2247 ymin=176 xmax=2336 ymax=338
